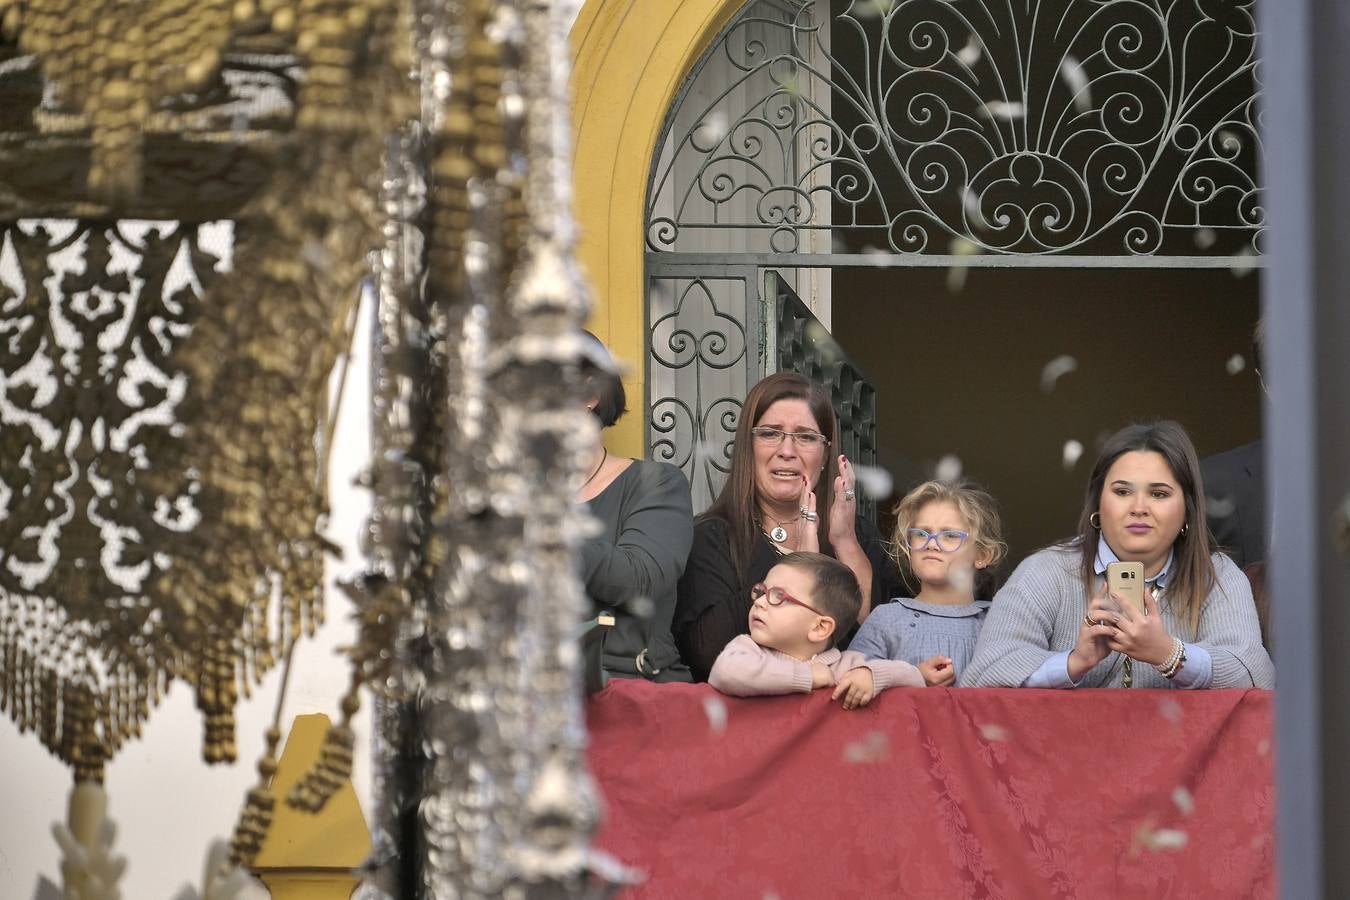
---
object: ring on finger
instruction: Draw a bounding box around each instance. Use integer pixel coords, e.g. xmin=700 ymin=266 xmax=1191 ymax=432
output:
xmin=801 ymin=510 xmax=819 ymax=522
xmin=844 ymin=488 xmax=856 ymax=500
xmin=1083 ymin=614 xmax=1100 ymax=627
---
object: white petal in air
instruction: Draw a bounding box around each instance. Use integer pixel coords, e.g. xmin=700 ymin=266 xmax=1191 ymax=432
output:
xmin=957 ymin=36 xmax=982 ymax=67
xmin=854 ymin=464 xmax=894 ymax=500
xmin=981 ymin=100 xmax=1026 ymax=120
xmin=935 ymin=454 xmax=963 ymax=482
xmin=1059 ymin=56 xmax=1092 ymax=113
xmin=1062 ymin=439 xmax=1084 ymax=470
xmin=843 ymin=731 xmax=891 ymax=763
xmin=979 ymin=723 xmax=1009 ymax=742
xmin=1172 ymin=786 xmax=1195 ymax=816
xmin=693 ymin=110 xmax=729 ymax=148
xmin=702 ymin=695 xmax=728 ymax=734
xmin=1039 ymin=354 xmax=1078 ymax=393
xmin=946 ymin=237 xmax=980 ymax=292
xmin=1226 ymin=353 xmax=1246 ymax=375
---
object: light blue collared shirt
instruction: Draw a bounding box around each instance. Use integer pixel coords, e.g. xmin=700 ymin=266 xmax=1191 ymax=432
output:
xmin=1023 ymin=537 xmax=1213 ymax=688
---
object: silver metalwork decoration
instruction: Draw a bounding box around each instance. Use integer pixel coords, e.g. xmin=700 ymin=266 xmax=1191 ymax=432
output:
xmin=647 ymin=0 xmax=1264 ymax=257
xmin=352 ymin=1 xmax=624 ymax=897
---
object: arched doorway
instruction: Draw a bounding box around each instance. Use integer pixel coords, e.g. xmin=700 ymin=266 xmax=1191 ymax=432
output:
xmin=623 ymin=0 xmax=1265 ymax=557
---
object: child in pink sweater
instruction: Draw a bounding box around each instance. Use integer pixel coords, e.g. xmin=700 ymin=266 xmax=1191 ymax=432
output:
xmin=708 ymin=552 xmax=929 ymax=708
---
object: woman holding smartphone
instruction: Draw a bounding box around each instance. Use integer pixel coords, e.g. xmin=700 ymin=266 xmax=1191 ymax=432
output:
xmin=962 ymin=421 xmax=1273 ymax=689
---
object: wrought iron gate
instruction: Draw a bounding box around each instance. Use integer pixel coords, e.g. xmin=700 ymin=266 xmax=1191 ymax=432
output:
xmin=645 ymin=0 xmax=1264 ymax=509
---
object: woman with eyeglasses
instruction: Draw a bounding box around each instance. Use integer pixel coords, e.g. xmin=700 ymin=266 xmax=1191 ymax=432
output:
xmin=847 ymin=479 xmax=1007 ymax=686
xmin=962 ymin=421 xmax=1274 ymax=689
xmin=673 ymin=372 xmax=901 ymax=681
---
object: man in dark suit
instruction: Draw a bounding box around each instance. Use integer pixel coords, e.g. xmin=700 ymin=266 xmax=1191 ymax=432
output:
xmin=1202 ymin=320 xmax=1267 ymax=569
xmin=1202 ymin=439 xmax=1264 ymax=569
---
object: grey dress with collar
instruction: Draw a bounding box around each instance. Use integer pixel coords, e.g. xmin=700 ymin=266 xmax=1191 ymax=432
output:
xmin=847 ymin=597 xmax=991 ymax=676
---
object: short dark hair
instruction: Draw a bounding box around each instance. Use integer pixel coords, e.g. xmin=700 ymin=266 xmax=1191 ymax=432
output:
xmin=580 ymin=330 xmax=627 ymax=428
xmin=777 ymin=551 xmax=861 ymax=647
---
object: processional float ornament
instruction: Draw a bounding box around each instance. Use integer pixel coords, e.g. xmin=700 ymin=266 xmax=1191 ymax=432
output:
xmin=0 ymin=0 xmax=414 ymax=784
xmin=1 ymin=0 xmax=610 ymax=894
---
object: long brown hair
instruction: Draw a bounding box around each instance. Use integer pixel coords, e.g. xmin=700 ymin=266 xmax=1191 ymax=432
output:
xmin=701 ymin=372 xmax=840 ymax=580
xmin=1075 ymin=421 xmax=1215 ymax=634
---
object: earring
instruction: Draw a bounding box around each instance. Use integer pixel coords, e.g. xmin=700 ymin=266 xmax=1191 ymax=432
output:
xmin=1180 ymin=522 xmax=1189 ymax=538
xmin=1089 ymin=512 xmax=1101 ymax=530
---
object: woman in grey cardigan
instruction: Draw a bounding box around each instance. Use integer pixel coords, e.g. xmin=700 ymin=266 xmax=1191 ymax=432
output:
xmin=962 ymin=421 xmax=1273 ymax=689
xmin=578 ymin=333 xmax=695 ymax=683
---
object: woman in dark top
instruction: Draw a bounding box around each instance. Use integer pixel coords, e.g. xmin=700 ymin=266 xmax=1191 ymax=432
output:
xmin=673 ymin=372 xmax=901 ymax=681
xmin=578 ymin=333 xmax=694 ymax=683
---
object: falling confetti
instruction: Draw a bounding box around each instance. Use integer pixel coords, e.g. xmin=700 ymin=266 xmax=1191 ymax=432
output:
xmin=1172 ymin=786 xmax=1195 ymax=816
xmin=1195 ymin=227 xmax=1217 ymax=250
xmin=1039 ymin=354 xmax=1079 ymax=393
xmin=854 ymin=464 xmax=894 ymax=500
xmin=1131 ymin=820 xmax=1189 ymax=855
xmin=1226 ymin=353 xmax=1246 ymax=375
xmin=979 ymin=723 xmax=1009 ymax=742
xmin=962 ymin=186 xmax=987 ymax=230
xmin=1062 ymin=440 xmax=1084 ymax=470
xmin=1206 ymin=495 xmax=1237 ymax=520
xmin=1059 ymin=55 xmax=1091 ymax=113
xmin=957 ymin=36 xmax=982 ymax=66
xmin=1158 ymin=697 xmax=1183 ymax=723
xmin=856 ymin=0 xmax=896 ymax=17
xmin=946 ymin=236 xmax=981 ymax=292
xmin=981 ymin=100 xmax=1026 ymax=120
xmin=702 ymin=695 xmax=728 ymax=735
xmin=935 ymin=454 xmax=963 ymax=482
xmin=1257 ymin=738 xmax=1270 ymax=756
xmin=1230 ymin=246 xmax=1257 ymax=277
xmin=843 ymin=731 xmax=890 ymax=764
xmin=1143 ymin=828 xmax=1189 ymax=851
xmin=693 ymin=111 xmax=729 ymax=148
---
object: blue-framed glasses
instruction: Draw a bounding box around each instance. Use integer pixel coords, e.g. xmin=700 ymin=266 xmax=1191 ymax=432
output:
xmin=906 ymin=528 xmax=970 ymax=552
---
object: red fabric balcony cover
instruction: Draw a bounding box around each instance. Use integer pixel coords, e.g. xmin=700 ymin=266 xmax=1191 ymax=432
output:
xmin=587 ymin=681 xmax=1274 ymax=899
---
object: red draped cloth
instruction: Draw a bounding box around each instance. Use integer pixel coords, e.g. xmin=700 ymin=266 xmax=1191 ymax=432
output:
xmin=587 ymin=681 xmax=1274 ymax=898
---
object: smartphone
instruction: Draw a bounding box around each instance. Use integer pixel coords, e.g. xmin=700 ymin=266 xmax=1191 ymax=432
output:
xmin=1106 ymin=561 xmax=1146 ymax=614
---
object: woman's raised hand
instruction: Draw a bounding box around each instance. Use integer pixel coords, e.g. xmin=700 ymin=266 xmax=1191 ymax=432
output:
xmin=827 ymin=454 xmax=860 ymax=549
xmin=798 ymin=474 xmax=820 ymax=553
xmin=1104 ymin=586 xmax=1175 ymax=666
xmin=1068 ymin=585 xmax=1117 ymax=681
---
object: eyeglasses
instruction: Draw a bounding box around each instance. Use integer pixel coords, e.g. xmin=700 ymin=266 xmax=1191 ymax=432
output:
xmin=750 ymin=426 xmax=830 ymax=449
xmin=906 ymin=528 xmax=970 ymax=552
xmin=750 ymin=582 xmax=828 ymax=617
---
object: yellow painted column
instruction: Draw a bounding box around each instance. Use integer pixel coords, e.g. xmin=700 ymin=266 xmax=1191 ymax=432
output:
xmin=569 ymin=0 xmax=747 ymax=458
xmin=252 ymin=714 xmax=371 ymax=900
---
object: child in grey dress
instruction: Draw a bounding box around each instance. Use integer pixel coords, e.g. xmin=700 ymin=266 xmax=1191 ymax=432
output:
xmin=848 ymin=479 xmax=1006 ymax=685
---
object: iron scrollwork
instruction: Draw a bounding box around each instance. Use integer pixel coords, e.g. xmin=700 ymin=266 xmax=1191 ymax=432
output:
xmin=647 ymin=0 xmax=1264 ymax=257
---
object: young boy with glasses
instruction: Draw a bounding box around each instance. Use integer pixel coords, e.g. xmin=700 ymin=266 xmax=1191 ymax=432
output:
xmin=708 ymin=552 xmax=926 ymax=708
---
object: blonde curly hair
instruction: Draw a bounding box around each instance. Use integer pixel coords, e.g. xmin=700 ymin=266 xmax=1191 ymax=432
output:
xmin=890 ymin=479 xmax=1007 ymax=597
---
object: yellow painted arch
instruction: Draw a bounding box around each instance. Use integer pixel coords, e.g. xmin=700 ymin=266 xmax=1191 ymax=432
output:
xmin=569 ymin=0 xmax=746 ymax=458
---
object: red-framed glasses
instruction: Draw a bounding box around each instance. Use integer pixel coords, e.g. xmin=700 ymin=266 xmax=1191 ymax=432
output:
xmin=750 ymin=582 xmax=828 ymax=617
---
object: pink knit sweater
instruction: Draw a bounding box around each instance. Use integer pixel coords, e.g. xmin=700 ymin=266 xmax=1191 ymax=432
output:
xmin=708 ymin=635 xmax=925 ymax=696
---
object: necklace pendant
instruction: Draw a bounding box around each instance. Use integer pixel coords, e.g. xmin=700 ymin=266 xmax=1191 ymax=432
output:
xmin=770 ymin=526 xmax=788 ymax=543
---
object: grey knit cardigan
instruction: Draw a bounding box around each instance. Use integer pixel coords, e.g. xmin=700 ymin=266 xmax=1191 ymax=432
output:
xmin=961 ymin=544 xmax=1274 ymax=689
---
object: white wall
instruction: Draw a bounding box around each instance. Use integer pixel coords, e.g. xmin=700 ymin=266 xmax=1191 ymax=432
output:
xmin=0 ymin=292 xmax=375 ymax=900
